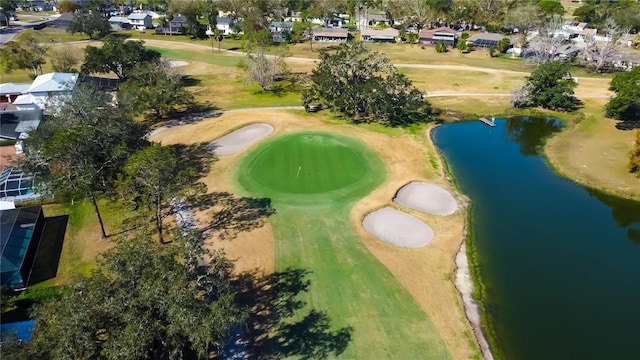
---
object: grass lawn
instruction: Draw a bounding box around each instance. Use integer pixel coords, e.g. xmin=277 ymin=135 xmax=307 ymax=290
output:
xmin=235 ymin=131 xmax=450 ymax=359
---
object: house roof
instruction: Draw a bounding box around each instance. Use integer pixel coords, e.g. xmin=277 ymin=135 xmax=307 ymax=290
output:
xmin=216 ymin=17 xmax=233 ymax=25
xmin=361 ymin=28 xmax=399 ymax=37
xmin=12 ymin=94 xmax=38 ymax=105
xmin=313 ymin=27 xmax=348 ymax=37
xmin=0 ymin=109 xmax=43 ymax=140
xmin=24 ymin=73 xmax=78 ymax=93
xmin=271 ymin=21 xmax=293 ymax=28
xmin=128 ymin=13 xmax=150 ymax=20
xmin=0 ymin=206 xmax=42 ymax=288
xmin=171 ymin=15 xmax=187 ymax=23
xmin=468 ymin=32 xmax=504 ymax=42
xmin=56 ymin=12 xmax=74 ymax=22
xmin=367 ymin=14 xmax=389 ymax=22
xmin=0 ymin=83 xmax=30 ymax=95
xmin=419 ymin=27 xmax=457 ymax=38
xmin=108 ymin=16 xmax=129 ymax=23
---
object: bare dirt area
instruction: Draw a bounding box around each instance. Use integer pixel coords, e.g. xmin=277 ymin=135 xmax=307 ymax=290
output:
xmin=150 ymin=109 xmax=476 ymax=359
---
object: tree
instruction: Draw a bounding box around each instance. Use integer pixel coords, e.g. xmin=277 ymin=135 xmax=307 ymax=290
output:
xmin=68 ymin=9 xmax=110 ymax=39
xmin=20 ymin=232 xmax=244 ymax=359
xmin=537 ymin=0 xmax=564 ymax=16
xmin=630 ymin=130 xmax=640 ymax=174
xmin=512 ymin=61 xmax=580 ymax=112
xmin=117 ymin=145 xmax=206 ymax=243
xmin=19 ymin=85 xmax=147 ymax=238
xmin=303 ymin=41 xmax=432 ymax=126
xmin=49 ymin=45 xmax=80 ymax=73
xmin=581 ymin=20 xmax=629 ymax=73
xmin=504 ymin=4 xmax=545 ymax=34
xmin=605 ymin=66 xmax=640 ymax=129
xmin=0 ymin=29 xmax=48 ymax=79
xmin=0 ymin=0 xmax=16 ymax=27
xmin=497 ymin=37 xmax=511 ymax=54
xmin=243 ymin=50 xmax=290 ymax=92
xmin=57 ymin=0 xmax=82 ymax=13
xmin=435 ymin=41 xmax=448 ymax=53
xmin=523 ymin=15 xmax=565 ymax=64
xmin=82 ymin=36 xmax=161 ymax=80
xmin=118 ymin=60 xmax=194 ymax=118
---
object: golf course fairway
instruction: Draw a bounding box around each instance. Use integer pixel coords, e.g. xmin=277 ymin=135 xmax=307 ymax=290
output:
xmin=237 ymin=132 xmax=450 ymax=359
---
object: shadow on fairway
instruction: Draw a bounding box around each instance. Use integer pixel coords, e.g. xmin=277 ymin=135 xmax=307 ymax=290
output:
xmin=233 ymin=268 xmax=353 ymax=359
xmin=197 ymin=192 xmax=276 ymax=241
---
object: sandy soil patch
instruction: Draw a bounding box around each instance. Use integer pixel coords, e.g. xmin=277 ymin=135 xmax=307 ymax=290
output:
xmin=206 ymin=123 xmax=274 ymax=155
xmin=363 ymin=207 xmax=434 ymax=247
xmin=394 ymin=181 xmax=458 ymax=216
xmin=150 ymin=110 xmax=476 ymax=359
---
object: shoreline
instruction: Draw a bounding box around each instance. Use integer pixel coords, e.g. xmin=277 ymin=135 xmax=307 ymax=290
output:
xmin=428 ymin=123 xmax=494 ymax=360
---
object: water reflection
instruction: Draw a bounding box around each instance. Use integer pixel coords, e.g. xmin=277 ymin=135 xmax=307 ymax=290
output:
xmin=504 ymin=116 xmax=563 ymax=156
xmin=586 ymin=187 xmax=640 ymax=245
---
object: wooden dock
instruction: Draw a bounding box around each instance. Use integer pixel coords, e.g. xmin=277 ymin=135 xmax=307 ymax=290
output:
xmin=480 ymin=117 xmax=496 ymax=127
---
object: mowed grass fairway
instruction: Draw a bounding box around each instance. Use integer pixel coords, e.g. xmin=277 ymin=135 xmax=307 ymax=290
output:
xmin=236 ymin=132 xmax=450 ymax=359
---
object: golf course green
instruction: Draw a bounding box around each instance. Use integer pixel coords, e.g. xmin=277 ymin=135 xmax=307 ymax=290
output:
xmin=236 ymin=131 xmax=450 ymax=359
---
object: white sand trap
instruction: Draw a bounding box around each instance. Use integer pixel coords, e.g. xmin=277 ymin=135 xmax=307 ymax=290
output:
xmin=363 ymin=207 xmax=434 ymax=248
xmin=394 ymin=182 xmax=458 ymax=216
xmin=169 ymin=61 xmax=188 ymax=67
xmin=207 ymin=124 xmax=273 ymax=155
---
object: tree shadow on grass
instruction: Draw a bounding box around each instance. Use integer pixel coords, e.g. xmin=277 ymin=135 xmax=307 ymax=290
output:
xmin=233 ymin=268 xmax=353 ymax=359
xmin=171 ymin=142 xmax=217 ymax=178
xmin=196 ymin=192 xmax=276 ymax=241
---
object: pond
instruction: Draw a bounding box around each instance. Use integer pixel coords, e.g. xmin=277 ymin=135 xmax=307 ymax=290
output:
xmin=432 ymin=117 xmax=640 ymax=360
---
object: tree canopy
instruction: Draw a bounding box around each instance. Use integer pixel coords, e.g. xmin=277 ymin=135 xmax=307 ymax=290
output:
xmin=303 ymin=41 xmax=431 ymax=127
xmin=0 ymin=29 xmax=48 ymax=79
xmin=82 ymin=36 xmax=161 ymax=80
xmin=511 ymin=61 xmax=580 ymax=112
xmin=68 ymin=8 xmax=111 ymax=39
xmin=605 ymin=66 xmax=640 ymax=129
xmin=19 ymin=232 xmax=244 ymax=360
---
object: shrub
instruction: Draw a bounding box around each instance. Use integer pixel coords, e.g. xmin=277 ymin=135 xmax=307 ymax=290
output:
xmin=435 ymin=41 xmax=448 ymax=53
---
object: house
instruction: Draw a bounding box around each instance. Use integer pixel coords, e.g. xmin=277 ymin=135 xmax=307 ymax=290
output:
xmin=0 ymin=83 xmax=30 ymax=104
xmin=12 ymin=73 xmax=78 ymax=113
xmin=215 ymin=17 xmax=235 ymax=36
xmin=613 ymin=53 xmax=640 ymax=70
xmin=269 ymin=21 xmax=294 ymax=43
xmin=360 ymin=28 xmax=398 ymax=43
xmin=108 ymin=16 xmax=131 ymax=31
xmin=128 ymin=13 xmax=153 ymax=29
xmin=327 ymin=16 xmax=347 ymax=28
xmin=0 ymin=109 xmax=43 ymax=140
xmin=312 ymin=27 xmax=349 ymax=42
xmin=419 ymin=27 xmax=458 ymax=46
xmin=558 ymin=21 xmax=597 ymax=41
xmin=467 ymin=32 xmax=504 ymax=48
xmin=555 ymin=44 xmax=582 ymax=60
xmin=284 ymin=10 xmax=302 ymax=22
xmin=155 ymin=15 xmax=187 ymax=35
xmin=0 ymin=206 xmax=45 ymax=290
xmin=0 ymin=168 xmax=39 ymax=203
xmin=47 ymin=12 xmax=74 ymax=29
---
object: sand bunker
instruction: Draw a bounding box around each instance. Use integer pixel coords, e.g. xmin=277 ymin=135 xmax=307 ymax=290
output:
xmin=363 ymin=207 xmax=434 ymax=248
xmin=393 ymin=182 xmax=457 ymax=216
xmin=207 ymin=123 xmax=274 ymax=155
xmin=169 ymin=61 xmax=188 ymax=67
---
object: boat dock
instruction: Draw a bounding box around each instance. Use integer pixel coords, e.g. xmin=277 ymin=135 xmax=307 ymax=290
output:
xmin=480 ymin=117 xmax=496 ymax=127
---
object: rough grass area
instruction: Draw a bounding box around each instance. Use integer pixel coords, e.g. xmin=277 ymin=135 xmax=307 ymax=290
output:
xmin=236 ymin=131 xmax=450 ymax=359
xmin=546 ymin=98 xmax=640 ymax=201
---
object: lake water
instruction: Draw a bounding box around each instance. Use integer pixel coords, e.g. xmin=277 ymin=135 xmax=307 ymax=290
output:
xmin=432 ymin=117 xmax=640 ymax=360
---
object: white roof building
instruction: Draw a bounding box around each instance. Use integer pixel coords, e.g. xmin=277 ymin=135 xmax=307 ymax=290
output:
xmin=13 ymin=73 xmax=78 ymax=113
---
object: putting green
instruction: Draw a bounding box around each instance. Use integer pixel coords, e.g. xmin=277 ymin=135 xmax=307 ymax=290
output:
xmin=236 ymin=131 xmax=450 ymax=359
xmin=237 ymin=132 xmax=385 ymax=204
